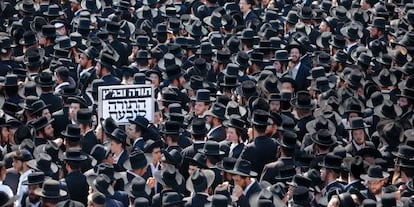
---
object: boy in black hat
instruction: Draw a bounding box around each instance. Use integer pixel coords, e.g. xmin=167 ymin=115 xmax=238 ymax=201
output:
xmin=77 ymin=108 xmax=98 ymax=154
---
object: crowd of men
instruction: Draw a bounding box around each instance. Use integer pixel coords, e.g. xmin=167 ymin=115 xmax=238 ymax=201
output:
xmin=0 ymin=0 xmax=414 ymax=206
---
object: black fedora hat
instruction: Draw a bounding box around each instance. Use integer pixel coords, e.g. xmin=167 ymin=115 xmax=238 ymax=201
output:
xmin=374 ymin=99 xmax=402 ymax=119
xmin=223 ymin=114 xmax=246 ymax=132
xmin=87 ymin=174 xmax=115 ymax=196
xmin=372 ymin=69 xmax=397 ymax=88
xmin=392 ymin=145 xmax=414 ymax=160
xmin=125 ymin=176 xmax=151 ymax=199
xmin=329 ymin=34 xmax=346 ymax=49
xmin=290 ymin=91 xmax=316 ymax=110
xmin=24 ymin=47 xmax=45 ymax=68
xmin=76 ymin=108 xmax=93 ymax=124
xmin=236 ymin=80 xmax=259 ymax=99
xmin=274 ymin=164 xmax=297 ymax=182
xmin=162 ymin=192 xmax=186 ymax=206
xmin=53 ymin=36 xmax=76 ymax=50
xmin=357 ymin=52 xmax=372 ymax=66
xmin=311 ymin=77 xmax=335 ymax=92
xmin=330 ymin=5 xmax=349 ymax=21
xmin=189 ymin=118 xmax=208 ymax=135
xmin=346 ymin=117 xmax=370 ymax=130
xmin=41 ymin=24 xmax=57 ymax=38
xmin=287 ymin=174 xmax=313 ymax=189
xmin=27 ymin=153 xmax=58 ymax=174
xmin=216 ymin=157 xmax=237 ymax=171
xmin=101 ymin=117 xmax=118 ymax=135
xmin=311 ymin=129 xmax=336 ymax=146
xmin=361 ymin=165 xmax=390 ymax=181
xmin=225 ymin=101 xmax=247 ymax=119
xmin=124 ymin=149 xmax=150 ymax=170
xmin=185 ymin=19 xmax=207 ymax=37
xmin=292 ymin=186 xmax=313 ymax=206
xmin=20 ymin=30 xmax=38 ymax=46
xmin=272 ymin=50 xmax=291 ymax=62
xmin=62 ymin=148 xmax=88 ymax=161
xmin=205 ymin=103 xmax=226 ymax=120
xmin=160 ymin=121 xmax=182 ymax=135
xmin=43 ymin=4 xmax=64 ymax=17
xmin=398 ymin=88 xmax=414 ymax=101
xmin=31 ymin=117 xmax=53 ymax=131
xmin=158 ymin=53 xmax=182 ymax=71
xmin=108 ymin=128 xmax=130 ymax=146
xmin=370 ymin=17 xmax=386 ymax=29
xmin=33 ymin=140 xmax=63 ymax=162
xmin=196 ymin=42 xmax=214 ymax=56
xmin=35 ymin=72 xmax=56 ymax=87
xmin=30 ymin=100 xmax=50 ymax=116
xmin=61 ymin=124 xmax=82 ymax=140
xmin=233 ymin=51 xmax=250 ymax=69
xmin=222 ymin=63 xmax=242 ymax=77
xmin=227 ymin=159 xmax=258 ymax=177
xmin=96 ymin=45 xmax=119 ymax=70
xmin=103 ymin=18 xmax=122 ymax=35
xmin=187 ymin=152 xmax=208 ymax=169
xmin=128 ymin=116 xmax=149 ymax=131
xmin=153 ymin=165 xmax=184 ymax=188
xmin=90 ymin=144 xmax=110 ymax=164
xmin=251 ymin=109 xmax=272 ymax=126
xmin=198 ymin=140 xmax=225 ymax=156
xmin=184 ymin=75 xmax=209 ymax=91
xmin=34 ymin=179 xmax=67 ymax=198
xmin=163 ymin=64 xmax=184 ymax=81
xmin=307 ymin=66 xmax=326 ymax=80
xmin=22 ymin=172 xmax=45 ymax=185
xmin=340 ymin=22 xmax=363 ymax=40
xmin=203 ymin=11 xmax=222 ymax=29
xmin=191 ymin=89 xmax=214 ymax=103
xmin=297 ymin=6 xmax=315 ymax=19
xmin=17 ymin=0 xmax=37 ymax=13
xmin=319 ymin=153 xmax=342 ymax=170
xmin=277 ymin=130 xmax=298 ymax=149
xmin=186 ymin=169 xmax=215 ymax=192
xmin=160 ymin=88 xmax=179 ymax=104
xmin=316 ymin=32 xmax=332 ymax=49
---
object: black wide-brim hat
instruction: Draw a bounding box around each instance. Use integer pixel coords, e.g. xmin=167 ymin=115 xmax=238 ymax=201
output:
xmin=311 ymin=129 xmax=336 ymax=146
xmin=318 ymin=153 xmax=342 ymax=170
xmin=27 ymin=153 xmax=59 ymax=174
xmin=186 ymin=153 xmax=208 ymax=169
xmin=198 ymin=141 xmax=225 ymax=156
xmin=108 ymin=128 xmax=130 ymax=146
xmin=373 ymin=100 xmax=403 ymax=119
xmin=360 ymin=165 xmax=390 ymax=181
xmin=34 ymin=180 xmax=68 ymax=198
xmin=226 ymin=159 xmax=258 ymax=177
xmin=372 ymin=69 xmax=397 ymax=88
xmin=153 ymin=165 xmax=184 ymax=188
xmin=340 ymin=22 xmax=363 ymax=40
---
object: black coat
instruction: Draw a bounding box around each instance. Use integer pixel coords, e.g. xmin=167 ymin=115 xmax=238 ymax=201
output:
xmin=82 ymin=130 xmax=98 ymax=154
xmin=52 ymin=106 xmax=70 ymax=138
xmin=207 ymin=125 xmax=226 ymax=142
xmin=40 ymin=92 xmax=63 ymax=113
xmin=237 ymin=180 xmax=262 ymax=207
xmin=101 ymin=74 xmax=121 ymax=86
xmin=293 ymin=63 xmax=311 ymax=92
xmin=260 ymin=158 xmax=294 ymax=184
xmin=185 ymin=193 xmax=210 ymax=207
xmin=64 ymin=171 xmax=88 ymax=206
xmin=344 ymin=179 xmax=366 ymax=192
xmin=3 ymin=168 xmax=19 ymax=195
xmin=241 ymin=136 xmax=278 ymax=179
xmin=114 ymin=150 xmax=129 ymax=172
xmin=243 ymin=10 xmax=258 ymax=27
xmin=132 ymin=138 xmax=146 ymax=151
xmin=110 ymin=39 xmax=129 ymax=68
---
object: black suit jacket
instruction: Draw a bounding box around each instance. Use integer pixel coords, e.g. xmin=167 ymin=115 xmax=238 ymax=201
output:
xmin=110 ymin=39 xmax=129 ymax=68
xmin=241 ymin=136 xmax=278 ymax=179
xmin=3 ymin=168 xmax=19 ymax=195
xmin=82 ymin=130 xmax=98 ymax=154
xmin=52 ymin=106 xmax=70 ymax=138
xmin=344 ymin=179 xmax=366 ymax=192
xmin=114 ymin=150 xmax=129 ymax=172
xmin=244 ymin=10 xmax=258 ymax=26
xmin=207 ymin=125 xmax=226 ymax=142
xmin=101 ymin=74 xmax=121 ymax=86
xmin=294 ymin=63 xmax=311 ymax=92
xmin=40 ymin=92 xmax=63 ymax=113
xmin=64 ymin=171 xmax=88 ymax=206
xmin=237 ymin=180 xmax=262 ymax=207
xmin=260 ymin=158 xmax=294 ymax=184
xmin=185 ymin=193 xmax=210 ymax=207
xmin=132 ymin=138 xmax=146 ymax=151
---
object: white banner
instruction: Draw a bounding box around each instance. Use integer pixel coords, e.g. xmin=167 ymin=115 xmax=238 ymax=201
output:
xmin=98 ymin=84 xmax=154 ymax=125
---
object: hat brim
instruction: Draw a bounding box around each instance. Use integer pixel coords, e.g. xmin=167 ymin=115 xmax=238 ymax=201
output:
xmin=34 ymin=188 xmax=67 ymax=198
xmin=27 ymin=159 xmax=59 ymax=174
xmin=311 ymin=133 xmax=336 ymax=146
xmin=86 ymin=174 xmax=115 ymax=196
xmin=197 ymin=148 xmax=225 ymax=156
xmin=360 ymin=172 xmax=390 ymax=181
xmin=226 ymin=168 xmax=258 ymax=177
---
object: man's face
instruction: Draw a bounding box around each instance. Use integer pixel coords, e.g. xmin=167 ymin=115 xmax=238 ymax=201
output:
xmin=152 ymin=147 xmax=162 ymax=163
xmin=398 ymin=97 xmax=410 ymax=111
xmin=42 ymin=109 xmax=52 ymax=121
xmin=28 ymin=184 xmax=41 ymax=203
xmin=43 ymin=124 xmax=54 ymax=139
xmin=320 ymin=167 xmax=327 ymax=182
xmin=370 ymin=27 xmax=379 ymax=38
xmin=367 ymin=179 xmax=385 ymax=195
xmin=290 ymin=48 xmax=301 ymax=64
xmin=95 ymin=62 xmax=102 ymax=77
xmin=125 ymin=123 xmax=139 ymax=139
xmin=12 ymin=159 xmax=23 ymax=172
xmin=149 ymin=74 xmax=160 ymax=87
xmin=239 ymin=0 xmax=251 ymax=13
xmin=110 ymin=140 xmax=122 ymax=154
xmin=69 ymin=103 xmax=81 ymax=119
xmin=178 ymin=76 xmax=185 ymax=89
xmin=319 ymin=21 xmax=329 ymax=33
xmin=232 ymin=174 xmax=248 ymax=188
xmin=194 ymin=102 xmax=209 ymax=116
xmin=281 ymin=82 xmax=294 ymax=93
xmin=352 ymin=129 xmax=365 ymax=145
xmin=269 ymin=100 xmax=281 ymax=112
xmin=79 ymin=53 xmax=90 ymax=69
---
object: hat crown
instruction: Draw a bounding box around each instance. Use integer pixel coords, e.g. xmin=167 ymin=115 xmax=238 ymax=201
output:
xmin=190 ymin=169 xmax=208 ymax=190
xmin=96 ymin=163 xmax=115 ymax=180
xmin=252 ymin=109 xmax=271 ymax=126
xmin=63 ymin=124 xmax=81 ymax=137
xmin=163 ymin=121 xmax=181 ymax=134
xmin=37 ymin=153 xmax=53 ymax=170
xmin=191 ymin=118 xmax=207 ymax=134
xmin=27 ymin=172 xmax=45 ymax=184
xmin=295 ymin=91 xmax=313 ymax=106
xmin=195 ymin=89 xmax=211 ymax=102
xmin=274 ymin=50 xmax=289 ymax=60
xmin=202 ymin=141 xmax=222 ymax=155
xmin=227 ymin=115 xmax=245 ymax=129
xmin=129 ymin=150 xmax=147 ymax=168
xmin=41 ymin=180 xmax=62 ymax=197
xmin=5 ymin=74 xmax=18 ymax=86
xmin=56 ymin=36 xmax=73 ymax=48
xmin=292 ymin=174 xmax=312 ymax=188
xmin=366 ymin=165 xmax=386 ymax=179
xmin=234 ymin=159 xmax=253 ymax=176
xmin=130 ymin=176 xmax=147 ymax=192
